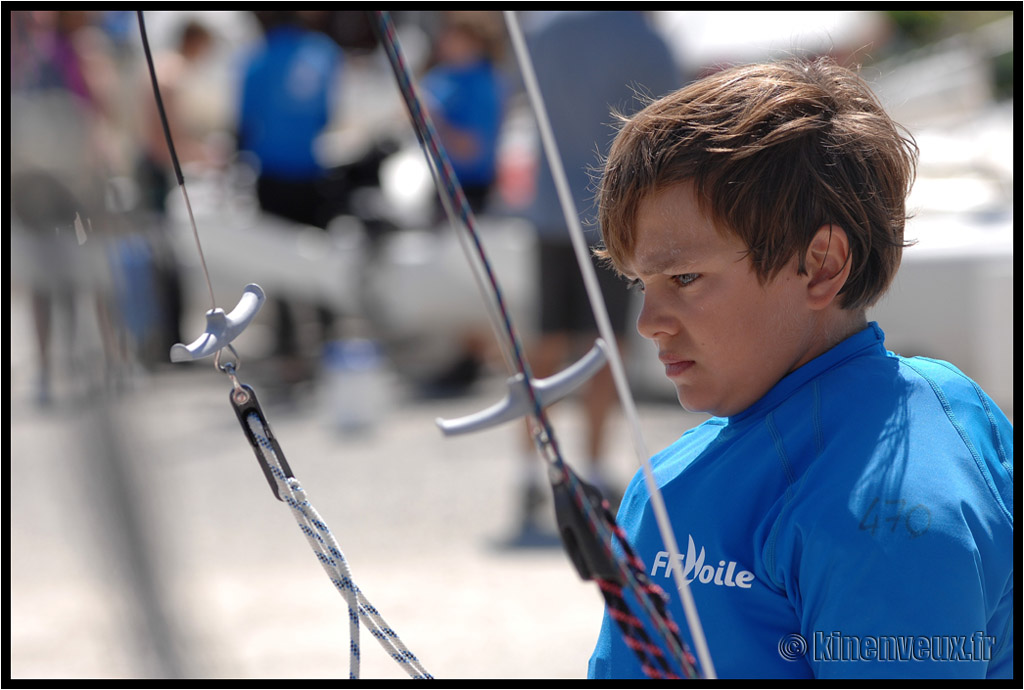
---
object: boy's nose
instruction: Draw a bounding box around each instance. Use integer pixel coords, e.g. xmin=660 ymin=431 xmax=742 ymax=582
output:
xmin=635 ymin=290 xmax=679 ymax=341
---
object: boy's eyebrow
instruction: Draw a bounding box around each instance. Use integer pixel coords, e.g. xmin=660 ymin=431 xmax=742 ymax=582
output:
xmin=629 ymin=251 xmax=698 ymax=276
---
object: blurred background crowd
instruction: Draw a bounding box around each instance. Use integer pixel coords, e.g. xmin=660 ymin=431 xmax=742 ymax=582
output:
xmin=10 ymin=9 xmax=1014 ymax=410
xmin=9 ymin=9 xmax=1014 ymax=680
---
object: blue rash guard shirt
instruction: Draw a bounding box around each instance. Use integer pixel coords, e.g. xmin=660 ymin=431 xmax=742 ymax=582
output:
xmin=589 ymin=323 xmax=1014 ymax=679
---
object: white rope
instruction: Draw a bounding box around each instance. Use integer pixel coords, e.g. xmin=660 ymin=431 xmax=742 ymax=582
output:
xmin=140 ymin=10 xmax=429 ymax=678
xmin=503 ymin=11 xmax=716 ymax=679
xmin=246 ymin=413 xmax=432 ymax=680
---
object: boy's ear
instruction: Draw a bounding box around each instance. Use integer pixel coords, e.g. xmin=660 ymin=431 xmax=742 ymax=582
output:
xmin=804 ymin=224 xmax=852 ymax=310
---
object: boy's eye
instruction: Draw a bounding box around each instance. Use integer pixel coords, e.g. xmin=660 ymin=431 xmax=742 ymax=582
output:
xmin=672 ymin=273 xmax=700 ymax=288
xmin=625 ymin=274 xmax=699 ymax=293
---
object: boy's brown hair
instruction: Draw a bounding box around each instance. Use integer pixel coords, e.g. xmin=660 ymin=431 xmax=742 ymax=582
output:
xmin=597 ymin=57 xmax=918 ymax=310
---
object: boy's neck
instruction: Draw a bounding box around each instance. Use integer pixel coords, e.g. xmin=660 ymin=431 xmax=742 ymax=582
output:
xmin=801 ymin=308 xmax=869 ymax=370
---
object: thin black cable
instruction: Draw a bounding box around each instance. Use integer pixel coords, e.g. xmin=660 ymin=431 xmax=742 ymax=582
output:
xmin=137 ymin=11 xmax=184 ymax=186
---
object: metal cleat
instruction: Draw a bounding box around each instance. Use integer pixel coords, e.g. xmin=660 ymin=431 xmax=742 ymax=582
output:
xmin=170 ymin=284 xmax=266 ymax=362
xmin=435 ymin=339 xmax=609 ymax=436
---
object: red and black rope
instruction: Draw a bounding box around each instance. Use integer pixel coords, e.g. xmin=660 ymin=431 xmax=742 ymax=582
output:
xmin=372 ymin=11 xmax=702 ymax=679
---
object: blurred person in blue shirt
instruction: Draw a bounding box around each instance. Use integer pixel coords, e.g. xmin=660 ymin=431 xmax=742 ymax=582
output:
xmin=414 ymin=11 xmax=508 ymax=397
xmin=420 ymin=10 xmax=507 ymax=216
xmin=238 ymin=10 xmax=343 ymax=230
xmin=237 ymin=10 xmax=344 ymax=388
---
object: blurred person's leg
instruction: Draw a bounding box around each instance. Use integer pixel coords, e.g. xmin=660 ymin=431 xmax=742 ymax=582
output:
xmin=512 ymin=237 xmax=578 ymax=538
xmin=581 ymin=348 xmax=619 ymax=485
xmin=510 ymin=238 xmax=631 ymax=538
xmin=420 ymin=183 xmax=495 ymax=396
xmin=31 ymin=292 xmax=53 ymax=405
xmin=581 ymin=257 xmax=632 ymax=510
xmin=256 ymin=174 xmax=332 ymax=392
xmin=12 ymin=170 xmax=81 ymax=405
xmin=517 ymin=330 xmax=570 ymax=534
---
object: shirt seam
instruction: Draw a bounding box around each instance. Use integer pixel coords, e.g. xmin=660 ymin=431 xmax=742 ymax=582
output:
xmin=900 ymin=358 xmax=1013 ymax=526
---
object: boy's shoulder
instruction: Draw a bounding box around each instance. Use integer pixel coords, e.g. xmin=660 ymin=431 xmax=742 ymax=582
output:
xmin=797 ymin=343 xmax=1014 ymax=533
xmin=874 ymin=351 xmax=1012 ymax=461
xmin=893 ymin=352 xmax=1000 ymax=411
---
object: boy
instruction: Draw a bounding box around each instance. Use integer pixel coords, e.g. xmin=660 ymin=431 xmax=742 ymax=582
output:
xmin=587 ymin=58 xmax=1013 ymax=679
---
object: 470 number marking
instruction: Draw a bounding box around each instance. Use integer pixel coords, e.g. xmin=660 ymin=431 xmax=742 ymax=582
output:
xmin=859 ymin=497 xmax=931 ymax=538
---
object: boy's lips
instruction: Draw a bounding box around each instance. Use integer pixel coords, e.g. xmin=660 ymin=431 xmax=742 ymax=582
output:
xmin=659 ymin=353 xmax=695 ymax=377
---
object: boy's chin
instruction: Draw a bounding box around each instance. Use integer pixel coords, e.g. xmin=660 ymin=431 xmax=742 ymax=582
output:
xmin=675 ymin=388 xmax=735 ymax=418
xmin=675 ymin=390 xmax=713 ymax=416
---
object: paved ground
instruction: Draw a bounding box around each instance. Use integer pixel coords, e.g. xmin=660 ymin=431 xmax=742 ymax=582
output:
xmin=9 ymin=286 xmax=708 ymax=681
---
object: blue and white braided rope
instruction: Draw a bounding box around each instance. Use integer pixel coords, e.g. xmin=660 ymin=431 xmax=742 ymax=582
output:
xmin=245 ymin=412 xmax=432 ymax=680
